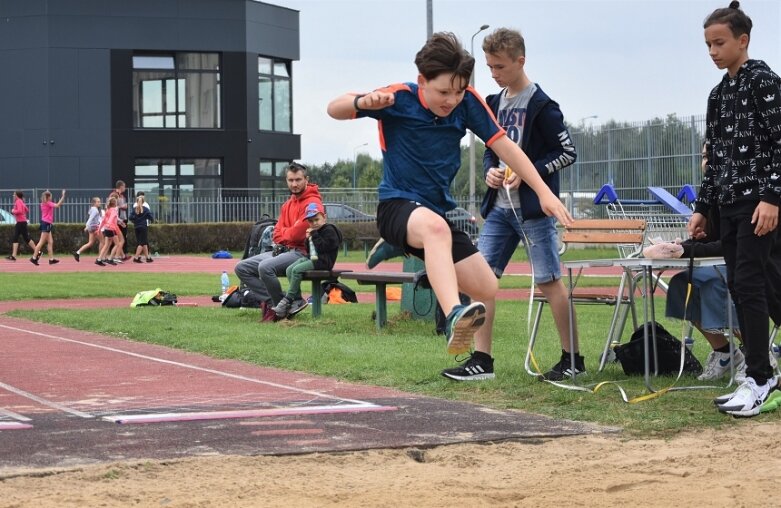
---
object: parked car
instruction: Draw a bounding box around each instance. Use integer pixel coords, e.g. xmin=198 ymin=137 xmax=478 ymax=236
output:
xmin=0 ymin=208 xmax=16 ymax=225
xmin=446 ymin=207 xmax=479 ymax=236
xmin=323 ymin=203 xmax=376 ymax=223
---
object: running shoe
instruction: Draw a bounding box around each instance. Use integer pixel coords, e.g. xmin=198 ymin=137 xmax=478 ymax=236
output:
xmin=444 ymin=302 xmax=485 ymax=355
xmin=717 ymin=376 xmax=780 ymax=417
xmin=441 ymin=352 xmax=495 ymax=381
xmin=540 ymin=350 xmax=587 ymax=381
xmin=366 ymin=238 xmax=406 ymax=269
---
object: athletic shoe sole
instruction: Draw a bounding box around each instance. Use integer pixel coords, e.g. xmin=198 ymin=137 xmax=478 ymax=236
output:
xmin=446 ymin=302 xmax=485 ymax=355
xmin=723 ymin=385 xmax=781 ymax=417
xmin=288 ymin=300 xmax=309 ymax=316
xmin=713 ymin=388 xmax=741 ymax=406
xmin=441 ymin=371 xmax=495 ymax=381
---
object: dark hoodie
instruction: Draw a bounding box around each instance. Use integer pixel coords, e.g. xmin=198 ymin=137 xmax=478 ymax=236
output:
xmin=481 ymin=85 xmax=576 ymax=220
xmin=309 ymin=222 xmax=342 ymax=271
xmin=272 ymin=183 xmax=323 ymax=252
xmin=696 ymin=59 xmax=781 ymax=216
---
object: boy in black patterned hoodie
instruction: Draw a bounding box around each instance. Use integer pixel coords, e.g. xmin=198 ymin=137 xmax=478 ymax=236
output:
xmin=692 ymin=1 xmax=781 ymax=416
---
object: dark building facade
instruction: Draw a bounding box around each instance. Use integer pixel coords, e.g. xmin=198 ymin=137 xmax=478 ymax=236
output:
xmin=0 ymin=0 xmax=300 ymax=202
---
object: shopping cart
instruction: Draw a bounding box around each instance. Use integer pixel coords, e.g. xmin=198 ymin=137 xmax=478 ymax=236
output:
xmin=594 ymin=184 xmax=693 ymax=250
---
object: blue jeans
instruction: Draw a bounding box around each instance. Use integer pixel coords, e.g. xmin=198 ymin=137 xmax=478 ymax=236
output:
xmin=478 ymin=207 xmax=560 ymax=283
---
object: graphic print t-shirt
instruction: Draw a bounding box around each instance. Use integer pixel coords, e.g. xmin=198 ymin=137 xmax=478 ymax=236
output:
xmin=495 ymin=83 xmax=537 ymax=210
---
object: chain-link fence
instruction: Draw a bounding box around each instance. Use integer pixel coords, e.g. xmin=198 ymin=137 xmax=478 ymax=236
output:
xmin=1 ymin=114 xmax=707 ymax=225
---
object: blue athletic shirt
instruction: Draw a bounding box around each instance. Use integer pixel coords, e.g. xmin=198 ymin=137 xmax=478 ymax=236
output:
xmin=356 ymin=82 xmax=505 ymax=215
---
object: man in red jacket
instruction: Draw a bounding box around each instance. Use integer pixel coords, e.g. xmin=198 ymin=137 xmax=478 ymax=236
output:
xmin=234 ymin=162 xmax=323 ymax=321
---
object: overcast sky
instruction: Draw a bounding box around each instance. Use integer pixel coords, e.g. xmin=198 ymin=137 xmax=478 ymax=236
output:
xmin=269 ymin=0 xmax=781 ymax=166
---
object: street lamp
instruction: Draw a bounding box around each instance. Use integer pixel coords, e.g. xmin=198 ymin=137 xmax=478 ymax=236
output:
xmin=578 ymin=115 xmax=598 ymax=128
xmin=468 ymin=24 xmax=490 ymax=216
xmin=353 ymin=142 xmax=368 ymax=189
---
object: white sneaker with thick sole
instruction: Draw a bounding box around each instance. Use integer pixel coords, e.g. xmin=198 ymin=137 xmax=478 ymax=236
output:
xmin=717 ymin=376 xmax=779 ymax=417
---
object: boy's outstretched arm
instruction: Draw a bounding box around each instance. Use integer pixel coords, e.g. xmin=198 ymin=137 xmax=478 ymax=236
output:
xmin=327 ymin=91 xmax=395 ymax=119
xmin=490 ymin=136 xmax=573 ymax=225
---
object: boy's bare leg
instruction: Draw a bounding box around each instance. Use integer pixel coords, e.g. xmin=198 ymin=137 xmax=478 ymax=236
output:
xmin=455 ymin=254 xmax=498 ymax=353
xmin=538 ymin=279 xmax=579 ymax=353
xmin=405 ymin=207 xmax=461 ymax=313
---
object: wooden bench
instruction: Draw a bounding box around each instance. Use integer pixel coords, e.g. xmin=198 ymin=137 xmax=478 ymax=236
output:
xmin=340 ymin=270 xmax=419 ymax=329
xmin=301 ymin=269 xmax=352 ymax=318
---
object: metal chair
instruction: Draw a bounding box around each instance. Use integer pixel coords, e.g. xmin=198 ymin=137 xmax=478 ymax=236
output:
xmin=524 ymin=219 xmax=647 ymax=377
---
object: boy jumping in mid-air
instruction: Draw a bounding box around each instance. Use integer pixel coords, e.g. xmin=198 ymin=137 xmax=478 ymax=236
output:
xmin=327 ymin=32 xmax=573 ymax=377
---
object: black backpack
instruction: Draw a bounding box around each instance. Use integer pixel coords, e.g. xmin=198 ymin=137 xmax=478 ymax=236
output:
xmin=614 ymin=321 xmax=702 ymax=376
xmin=321 ymin=281 xmax=358 ymax=303
xmin=243 ymin=215 xmax=277 ymax=259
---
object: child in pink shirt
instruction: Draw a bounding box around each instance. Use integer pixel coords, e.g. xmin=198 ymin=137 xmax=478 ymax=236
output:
xmin=6 ymin=190 xmax=37 ymax=261
xmin=96 ymin=196 xmax=123 ymax=266
xmin=30 ymin=189 xmax=66 ymax=266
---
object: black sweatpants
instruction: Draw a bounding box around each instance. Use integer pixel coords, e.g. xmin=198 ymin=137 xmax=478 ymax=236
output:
xmin=721 ymin=201 xmax=780 ymax=384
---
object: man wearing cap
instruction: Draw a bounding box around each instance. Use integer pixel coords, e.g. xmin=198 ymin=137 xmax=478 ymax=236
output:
xmin=234 ymin=162 xmax=323 ymax=321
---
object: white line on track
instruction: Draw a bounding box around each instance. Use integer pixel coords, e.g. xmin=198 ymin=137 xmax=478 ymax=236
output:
xmin=0 ymin=380 xmax=93 ymax=418
xmin=0 ymin=323 xmax=376 ymax=407
xmin=0 ymin=406 xmax=32 ymax=422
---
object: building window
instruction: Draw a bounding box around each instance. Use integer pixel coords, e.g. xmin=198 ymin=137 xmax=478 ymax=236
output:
xmin=258 ymin=57 xmax=291 ymax=133
xmin=259 ymin=160 xmax=290 ymax=198
xmin=133 ymin=53 xmax=221 ymax=129
xmin=134 ymin=158 xmax=222 ymax=222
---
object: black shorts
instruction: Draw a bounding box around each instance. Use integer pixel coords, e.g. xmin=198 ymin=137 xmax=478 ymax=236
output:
xmin=377 ymin=199 xmax=478 ymax=263
xmin=134 ymin=227 xmax=148 ymax=246
xmin=39 ymin=221 xmax=53 ymax=233
xmin=12 ymin=221 xmax=32 ymax=243
xmin=102 ymin=229 xmax=115 ymax=238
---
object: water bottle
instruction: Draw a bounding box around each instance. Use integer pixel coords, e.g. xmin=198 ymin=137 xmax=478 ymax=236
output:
xmin=309 ymin=238 xmax=318 ymax=261
xmin=220 ymin=271 xmax=230 ymax=294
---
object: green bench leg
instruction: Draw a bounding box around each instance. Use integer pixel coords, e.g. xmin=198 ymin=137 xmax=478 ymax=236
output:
xmin=310 ymin=279 xmax=324 ymax=318
xmin=375 ymin=282 xmax=387 ymax=329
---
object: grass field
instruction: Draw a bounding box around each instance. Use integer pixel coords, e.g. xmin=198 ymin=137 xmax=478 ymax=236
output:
xmin=4 ymin=259 xmax=769 ymax=435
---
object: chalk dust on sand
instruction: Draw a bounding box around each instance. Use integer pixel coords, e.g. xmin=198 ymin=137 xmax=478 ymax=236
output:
xmin=1 ymin=422 xmax=779 ymax=507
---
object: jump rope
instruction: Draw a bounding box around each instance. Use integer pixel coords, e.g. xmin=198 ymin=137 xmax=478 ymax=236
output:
xmin=503 ymin=167 xmax=712 ymax=403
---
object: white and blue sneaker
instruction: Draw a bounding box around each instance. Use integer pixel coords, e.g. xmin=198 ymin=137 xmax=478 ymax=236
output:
xmin=698 ymin=349 xmax=745 ymax=381
xmin=717 ymin=376 xmax=780 ymax=417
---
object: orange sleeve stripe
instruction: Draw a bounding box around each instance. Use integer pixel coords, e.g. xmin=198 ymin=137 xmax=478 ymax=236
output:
xmin=377 ymin=83 xmax=411 ymax=94
xmin=467 ymin=85 xmax=504 ymax=128
xmin=485 ymin=131 xmax=505 ymax=147
xmin=466 ymin=85 xmax=506 ymax=145
xmin=378 ymin=121 xmax=386 ymax=152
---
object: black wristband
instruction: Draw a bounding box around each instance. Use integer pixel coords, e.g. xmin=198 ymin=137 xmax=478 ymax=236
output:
xmin=353 ymin=94 xmax=365 ymax=111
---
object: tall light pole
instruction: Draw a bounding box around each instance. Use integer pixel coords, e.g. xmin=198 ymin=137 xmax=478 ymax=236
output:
xmin=468 ymin=24 xmax=489 ymax=216
xmin=353 ymin=142 xmax=368 ymax=189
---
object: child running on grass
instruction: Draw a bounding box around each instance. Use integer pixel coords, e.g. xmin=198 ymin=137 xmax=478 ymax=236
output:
xmin=95 ymin=196 xmax=122 ymax=266
xmin=73 ymin=197 xmax=103 ymax=262
xmin=272 ymin=202 xmax=342 ymax=319
xmin=7 ymin=190 xmax=37 ymax=261
xmin=129 ymin=195 xmax=154 ymax=263
xmin=30 ymin=189 xmax=66 ymax=266
xmin=327 ymin=32 xmax=572 ymax=365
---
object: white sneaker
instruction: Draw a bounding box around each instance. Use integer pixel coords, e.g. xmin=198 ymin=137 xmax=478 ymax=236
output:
xmin=717 ymin=376 xmax=779 ymax=416
xmin=697 ymin=349 xmax=745 ymax=381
